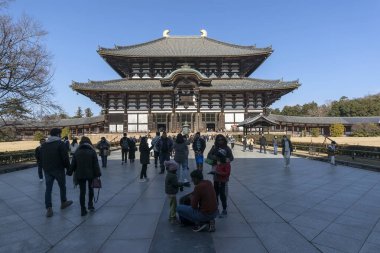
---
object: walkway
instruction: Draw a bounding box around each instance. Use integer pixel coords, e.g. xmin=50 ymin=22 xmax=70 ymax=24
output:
xmin=1 ymin=144 xmax=380 ymax=253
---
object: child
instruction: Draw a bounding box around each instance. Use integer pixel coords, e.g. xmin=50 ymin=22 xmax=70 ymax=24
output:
xmin=164 ymin=160 xmax=190 ymax=223
xmin=209 ymin=149 xmax=231 ymax=217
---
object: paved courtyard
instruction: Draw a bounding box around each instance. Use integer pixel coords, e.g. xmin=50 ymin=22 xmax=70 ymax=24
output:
xmin=1 ymin=144 xmax=380 ymax=253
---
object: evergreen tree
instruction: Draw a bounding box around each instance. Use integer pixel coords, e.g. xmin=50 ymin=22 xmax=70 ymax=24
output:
xmin=74 ymin=107 xmax=83 ymax=118
xmin=84 ymin=108 xmax=93 ymax=117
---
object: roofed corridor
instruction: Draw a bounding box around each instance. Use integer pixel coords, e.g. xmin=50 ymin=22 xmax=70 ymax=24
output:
xmin=1 ymin=144 xmax=380 ymax=253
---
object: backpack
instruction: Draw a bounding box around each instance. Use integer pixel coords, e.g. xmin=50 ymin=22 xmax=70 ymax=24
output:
xmin=121 ymin=138 xmax=129 ymax=150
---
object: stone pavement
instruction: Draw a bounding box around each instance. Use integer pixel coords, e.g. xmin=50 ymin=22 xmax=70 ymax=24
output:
xmin=1 ymin=144 xmax=380 ymax=253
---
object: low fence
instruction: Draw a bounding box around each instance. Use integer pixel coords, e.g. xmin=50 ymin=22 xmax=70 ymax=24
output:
xmin=291 ymin=143 xmax=380 ymax=161
xmin=0 ymin=138 xmax=123 ymax=166
xmin=0 ymin=150 xmax=35 ymax=165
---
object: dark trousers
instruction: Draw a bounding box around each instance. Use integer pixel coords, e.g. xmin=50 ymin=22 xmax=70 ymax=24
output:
xmin=231 ymin=143 xmax=234 ymax=149
xmin=45 ymin=172 xmax=67 ymax=209
xmin=78 ymin=179 xmax=94 ymax=210
xmin=260 ymin=145 xmax=266 ymax=153
xmin=140 ymin=164 xmax=148 ymax=179
xmin=154 ymin=151 xmax=159 ymax=167
xmin=214 ymin=181 xmax=227 ymax=210
xmin=121 ymin=149 xmax=128 ymax=163
xmin=37 ymin=164 xmax=43 ymax=179
xmin=159 ymin=152 xmax=170 ymax=173
xmin=101 ymin=155 xmax=107 ymax=167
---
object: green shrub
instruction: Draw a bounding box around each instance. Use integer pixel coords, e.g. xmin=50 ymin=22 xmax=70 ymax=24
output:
xmin=310 ymin=128 xmax=320 ymax=137
xmin=33 ymin=131 xmax=45 ymax=141
xmin=61 ymin=127 xmax=71 ymax=139
xmin=330 ymin=123 xmax=345 ymax=137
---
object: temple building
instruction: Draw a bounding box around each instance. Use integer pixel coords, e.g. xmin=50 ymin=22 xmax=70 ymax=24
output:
xmin=71 ymin=30 xmax=300 ymax=133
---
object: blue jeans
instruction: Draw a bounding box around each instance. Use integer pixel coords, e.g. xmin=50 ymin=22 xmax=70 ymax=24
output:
xmin=101 ymin=155 xmax=107 ymax=167
xmin=159 ymin=152 xmax=170 ymax=173
xmin=45 ymin=171 xmax=67 ymax=209
xmin=176 ymin=159 xmax=189 ymax=182
xmin=176 ymin=205 xmax=218 ymax=225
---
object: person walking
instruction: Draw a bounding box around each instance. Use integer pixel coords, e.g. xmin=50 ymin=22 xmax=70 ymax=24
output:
xmin=230 ymin=137 xmax=235 ymax=150
xmin=139 ymin=137 xmax=153 ymax=182
xmin=96 ymin=137 xmax=110 ymax=168
xmin=128 ymin=137 xmax=137 ymax=163
xmin=242 ymin=136 xmax=247 ymax=152
xmin=69 ymin=136 xmax=101 ymax=216
xmin=248 ymin=137 xmax=254 ymax=152
xmin=273 ymin=136 xmax=278 ymax=155
xmin=35 ymin=138 xmax=46 ymax=182
xmin=174 ymin=133 xmax=190 ymax=183
xmin=281 ymin=135 xmax=293 ymax=168
xmin=63 ymin=136 xmax=70 ymax=152
xmin=151 ymin=132 xmax=161 ymax=168
xmin=192 ymin=132 xmax=206 ymax=170
xmin=69 ymin=137 xmax=79 ymax=157
xmin=120 ymin=133 xmax=129 ymax=165
xmin=156 ymin=131 xmax=173 ymax=174
xmin=327 ymin=141 xmax=337 ymax=166
xmin=259 ymin=134 xmax=267 ymax=154
xmin=40 ymin=128 xmax=73 ymax=217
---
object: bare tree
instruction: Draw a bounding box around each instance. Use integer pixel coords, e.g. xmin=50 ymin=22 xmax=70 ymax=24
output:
xmin=0 ymin=3 xmax=57 ymax=130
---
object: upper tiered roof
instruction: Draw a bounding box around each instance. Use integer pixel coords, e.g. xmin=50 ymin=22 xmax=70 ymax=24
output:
xmin=98 ymin=36 xmax=272 ymax=57
xmin=97 ymin=30 xmax=273 ymax=78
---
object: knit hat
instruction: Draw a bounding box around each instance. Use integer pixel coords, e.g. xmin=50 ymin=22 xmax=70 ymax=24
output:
xmin=164 ymin=160 xmax=179 ymax=171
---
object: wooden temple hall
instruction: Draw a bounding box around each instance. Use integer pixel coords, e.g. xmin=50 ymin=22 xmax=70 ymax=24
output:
xmin=71 ymin=30 xmax=300 ymax=133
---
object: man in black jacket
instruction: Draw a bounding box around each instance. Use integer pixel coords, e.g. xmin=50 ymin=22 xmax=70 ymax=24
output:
xmin=35 ymin=138 xmax=46 ymax=182
xmin=40 ymin=128 xmax=73 ymax=217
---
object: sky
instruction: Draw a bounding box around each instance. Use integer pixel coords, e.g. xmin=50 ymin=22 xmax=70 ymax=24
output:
xmin=4 ymin=0 xmax=380 ymax=116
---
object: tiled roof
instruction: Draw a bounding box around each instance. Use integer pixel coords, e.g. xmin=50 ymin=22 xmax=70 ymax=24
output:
xmin=98 ymin=37 xmax=272 ymax=57
xmin=267 ymin=115 xmax=380 ymax=125
xmin=71 ymin=78 xmax=300 ymax=92
xmin=238 ymin=114 xmax=278 ymax=126
xmin=16 ymin=115 xmax=105 ymax=128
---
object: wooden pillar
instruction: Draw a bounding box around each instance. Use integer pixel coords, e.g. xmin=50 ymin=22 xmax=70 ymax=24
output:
xmin=148 ymin=113 xmax=154 ymax=133
xmin=103 ymin=94 xmax=109 ymax=133
xmin=219 ymin=112 xmax=225 ymax=131
xmin=147 ymin=93 xmax=153 ymax=132
xmin=292 ymin=124 xmax=294 ymax=136
xmin=123 ymin=94 xmax=128 ymax=133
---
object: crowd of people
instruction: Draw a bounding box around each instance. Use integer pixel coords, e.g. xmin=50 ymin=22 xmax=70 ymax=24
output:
xmin=34 ymin=128 xmax=337 ymax=233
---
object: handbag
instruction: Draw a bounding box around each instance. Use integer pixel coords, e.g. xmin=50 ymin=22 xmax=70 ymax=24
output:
xmin=91 ymin=177 xmax=102 ymax=188
xmin=205 ymin=158 xmax=215 ymax=166
xmin=91 ymin=177 xmax=102 ymax=203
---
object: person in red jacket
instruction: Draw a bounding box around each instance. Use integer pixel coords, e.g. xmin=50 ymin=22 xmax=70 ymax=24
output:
xmin=209 ymin=149 xmax=231 ymax=217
